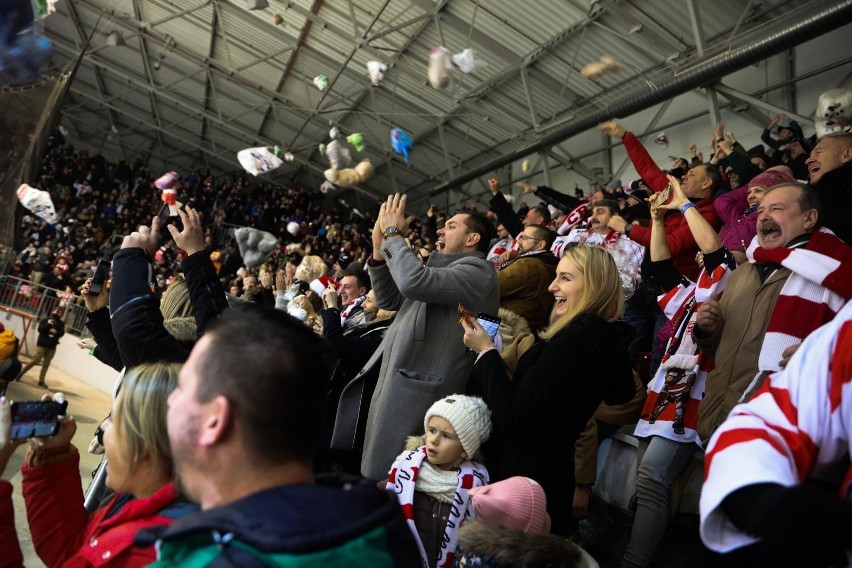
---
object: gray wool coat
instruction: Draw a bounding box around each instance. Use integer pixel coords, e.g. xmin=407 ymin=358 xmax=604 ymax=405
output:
xmin=359 ymin=236 xmax=500 ymax=480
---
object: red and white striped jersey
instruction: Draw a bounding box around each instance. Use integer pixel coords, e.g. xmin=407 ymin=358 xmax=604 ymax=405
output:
xmin=700 ymin=300 xmax=852 ymax=553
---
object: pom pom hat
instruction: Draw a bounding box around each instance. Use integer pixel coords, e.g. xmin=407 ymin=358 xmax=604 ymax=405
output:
xmin=424 ymin=395 xmax=492 ymax=458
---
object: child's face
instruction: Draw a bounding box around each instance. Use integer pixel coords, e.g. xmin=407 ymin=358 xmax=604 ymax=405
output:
xmin=425 ymin=416 xmax=467 ymax=471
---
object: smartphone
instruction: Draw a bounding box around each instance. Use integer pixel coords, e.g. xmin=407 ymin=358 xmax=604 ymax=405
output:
xmin=10 ymin=399 xmax=68 ymax=440
xmin=157 ymin=202 xmax=172 ymax=228
xmin=476 ymin=313 xmax=501 ymax=339
xmin=574 ymin=188 xmax=585 ymax=199
xmin=87 ymin=259 xmax=111 ymax=296
xmin=658 ymin=183 xmax=674 ymax=206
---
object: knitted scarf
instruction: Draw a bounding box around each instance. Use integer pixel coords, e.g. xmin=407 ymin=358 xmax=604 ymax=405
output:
xmin=746 ymin=229 xmax=852 ymax=375
xmin=387 ymin=447 xmax=488 ymax=568
xmin=340 ymin=294 xmax=366 ymax=326
xmin=556 ymin=202 xmax=589 ymax=235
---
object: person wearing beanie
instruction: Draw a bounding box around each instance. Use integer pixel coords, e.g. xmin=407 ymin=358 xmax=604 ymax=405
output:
xmin=714 ymin=166 xmax=796 ymax=265
xmin=454 ymin=477 xmax=598 ymax=568
xmin=385 ymin=394 xmax=492 ymax=568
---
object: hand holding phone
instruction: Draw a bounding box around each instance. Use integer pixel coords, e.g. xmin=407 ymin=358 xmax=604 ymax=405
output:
xmin=86 ymin=259 xmax=111 ymax=296
xmin=658 ymin=184 xmax=674 ymax=206
xmin=10 ymin=396 xmax=68 ymax=440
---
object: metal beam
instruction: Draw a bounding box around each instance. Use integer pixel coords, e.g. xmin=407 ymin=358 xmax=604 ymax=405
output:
xmin=65 ymin=1 xmax=126 ymax=161
xmin=686 ymin=0 xmax=706 ymax=55
xmin=431 ymin=0 xmax=852 ymax=195
xmin=713 ymin=83 xmax=811 ymax=125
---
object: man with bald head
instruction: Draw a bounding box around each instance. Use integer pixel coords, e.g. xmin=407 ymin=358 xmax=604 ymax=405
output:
xmin=805 ymin=131 xmax=852 ymax=244
xmin=693 ymin=183 xmax=851 ymax=446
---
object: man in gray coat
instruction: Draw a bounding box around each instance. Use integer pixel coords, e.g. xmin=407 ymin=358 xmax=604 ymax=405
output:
xmin=360 ymin=193 xmax=500 ymax=480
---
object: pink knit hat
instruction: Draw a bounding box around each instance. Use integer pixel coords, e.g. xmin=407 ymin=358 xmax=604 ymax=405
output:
xmin=468 ymin=477 xmax=548 ymax=534
xmin=746 ymin=168 xmax=795 ymax=191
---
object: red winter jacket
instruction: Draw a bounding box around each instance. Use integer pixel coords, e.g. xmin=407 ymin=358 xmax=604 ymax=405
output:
xmin=622 ymin=132 xmax=721 ymax=281
xmin=20 ymin=449 xmax=180 ymax=567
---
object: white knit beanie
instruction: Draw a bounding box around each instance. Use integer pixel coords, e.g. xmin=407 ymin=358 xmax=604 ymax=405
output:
xmin=424 ymin=394 xmax=492 ymax=458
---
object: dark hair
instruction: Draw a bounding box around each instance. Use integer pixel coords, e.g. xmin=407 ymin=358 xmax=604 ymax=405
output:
xmin=700 ymin=164 xmax=722 ymax=192
xmin=530 ymin=205 xmax=552 ymax=224
xmin=593 ymin=199 xmax=620 ymax=216
xmin=460 ymin=210 xmax=495 ymax=254
xmin=526 ymin=224 xmax=556 ymax=249
xmin=197 ymin=304 xmax=335 ymax=463
xmin=342 ymin=267 xmax=371 ymax=293
xmin=765 ymin=182 xmax=823 ymax=229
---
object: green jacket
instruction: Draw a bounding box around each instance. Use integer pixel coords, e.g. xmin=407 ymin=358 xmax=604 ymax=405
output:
xmin=137 ymin=475 xmax=419 ymax=567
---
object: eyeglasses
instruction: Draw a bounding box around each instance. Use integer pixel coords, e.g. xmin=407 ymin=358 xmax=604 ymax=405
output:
xmin=95 ymin=414 xmax=112 ymax=447
xmin=518 ymin=234 xmax=542 ymax=242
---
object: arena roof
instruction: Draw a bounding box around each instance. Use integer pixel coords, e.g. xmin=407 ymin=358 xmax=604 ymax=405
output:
xmin=29 ymin=0 xmax=852 ymax=209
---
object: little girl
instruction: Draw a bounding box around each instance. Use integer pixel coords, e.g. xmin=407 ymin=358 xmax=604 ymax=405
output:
xmin=386 ymin=394 xmax=492 ymax=568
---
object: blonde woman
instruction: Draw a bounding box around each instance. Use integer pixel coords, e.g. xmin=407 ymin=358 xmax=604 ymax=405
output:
xmin=7 ymin=363 xmax=192 ymax=567
xmin=462 ymin=246 xmax=635 ymax=536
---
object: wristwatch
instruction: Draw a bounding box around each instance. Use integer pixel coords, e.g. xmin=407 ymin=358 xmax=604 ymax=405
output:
xmin=382 ymin=226 xmax=401 ymax=240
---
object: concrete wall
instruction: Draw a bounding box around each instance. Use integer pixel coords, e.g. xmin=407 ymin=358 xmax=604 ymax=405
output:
xmin=3 ymin=310 xmax=118 ymax=396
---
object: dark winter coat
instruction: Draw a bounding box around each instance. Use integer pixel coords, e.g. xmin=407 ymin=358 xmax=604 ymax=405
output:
xmin=469 ymin=314 xmax=634 ymax=536
xmin=136 ymin=475 xmax=421 ymax=568
xmin=109 ymin=248 xmax=228 ymax=366
xmin=36 ymin=315 xmax=64 ymax=349
xmin=814 ymin=160 xmax=852 ymax=245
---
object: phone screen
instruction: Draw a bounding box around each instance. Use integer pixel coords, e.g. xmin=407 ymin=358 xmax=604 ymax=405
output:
xmin=10 ymin=400 xmax=68 ymax=440
xmin=659 ymin=184 xmax=674 ymax=206
xmin=476 ymin=315 xmax=501 ymax=339
xmin=87 ymin=259 xmax=111 ymax=296
xmin=157 ymin=203 xmax=171 ymax=228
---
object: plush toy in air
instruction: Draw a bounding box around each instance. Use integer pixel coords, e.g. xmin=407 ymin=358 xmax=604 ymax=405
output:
xmin=324 ymin=160 xmax=375 ymax=188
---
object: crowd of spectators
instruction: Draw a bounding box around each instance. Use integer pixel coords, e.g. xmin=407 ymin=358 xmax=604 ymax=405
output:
xmin=1 ymin=102 xmax=851 ymax=568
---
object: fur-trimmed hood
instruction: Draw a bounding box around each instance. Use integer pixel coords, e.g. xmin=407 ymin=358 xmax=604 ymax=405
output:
xmin=458 ymin=520 xmax=585 ymax=567
xmin=163 ymin=316 xmax=197 ymax=343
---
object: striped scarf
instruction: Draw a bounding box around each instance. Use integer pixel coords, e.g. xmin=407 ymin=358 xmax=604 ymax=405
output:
xmin=387 ymin=447 xmax=488 ymax=568
xmin=746 ymin=228 xmax=852 ymax=377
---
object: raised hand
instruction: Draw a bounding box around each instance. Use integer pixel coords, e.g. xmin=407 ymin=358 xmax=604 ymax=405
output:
xmin=80 ymin=277 xmax=109 ymax=312
xmin=598 ymin=120 xmax=626 ymax=139
xmin=167 ymin=206 xmax=205 ymax=256
xmin=121 ymin=216 xmax=160 ymax=258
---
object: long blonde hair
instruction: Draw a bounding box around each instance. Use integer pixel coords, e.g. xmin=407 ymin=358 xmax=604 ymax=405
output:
xmin=113 ymin=362 xmax=180 ymax=474
xmin=539 ymin=246 xmax=624 ymax=341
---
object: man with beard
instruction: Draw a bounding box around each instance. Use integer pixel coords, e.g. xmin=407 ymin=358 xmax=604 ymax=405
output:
xmin=496 ymin=224 xmax=558 ymax=331
xmin=692 ymin=183 xmax=852 ymax=447
xmin=358 ymin=193 xmax=499 ymax=480
xmin=551 ymin=200 xmax=645 ymax=300
xmin=805 ymin=131 xmax=852 ymax=244
xmin=136 ymin=305 xmax=419 ymax=566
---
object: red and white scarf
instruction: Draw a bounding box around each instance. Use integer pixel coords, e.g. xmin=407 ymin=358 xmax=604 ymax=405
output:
xmin=387 ymin=447 xmax=488 ymax=568
xmin=746 ymin=229 xmax=852 ymax=377
xmin=556 ymin=202 xmax=589 ymax=236
xmin=340 ymin=294 xmax=366 ymax=326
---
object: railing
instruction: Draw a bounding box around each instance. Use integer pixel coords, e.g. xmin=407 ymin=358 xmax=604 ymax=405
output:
xmin=0 ymin=245 xmax=15 ymax=275
xmin=210 ymin=222 xmax=238 ymax=248
xmin=0 ymin=275 xmax=89 ymax=336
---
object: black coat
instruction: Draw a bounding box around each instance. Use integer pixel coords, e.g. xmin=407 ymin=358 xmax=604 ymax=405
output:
xmin=36 ymin=316 xmax=64 ymax=349
xmin=109 ymin=248 xmax=229 ymax=367
xmin=815 ymin=160 xmax=852 ymax=246
xmin=469 ymin=313 xmax=634 ymax=536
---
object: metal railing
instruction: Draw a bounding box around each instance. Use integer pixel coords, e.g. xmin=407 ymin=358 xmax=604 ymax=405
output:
xmin=210 ymin=222 xmax=238 ymax=248
xmin=0 ymin=275 xmax=89 ymax=336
